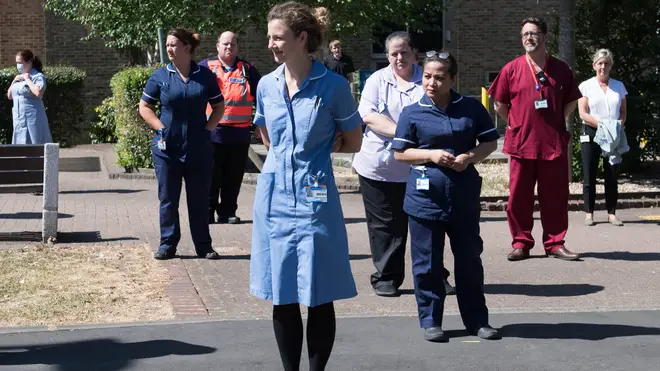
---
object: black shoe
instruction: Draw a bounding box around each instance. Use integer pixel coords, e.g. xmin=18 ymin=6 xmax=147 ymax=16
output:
xmin=374 ymin=285 xmax=400 ymax=297
xmin=470 ymin=326 xmax=501 ymax=340
xmin=208 ymin=211 xmax=216 ymax=224
xmin=228 ymin=216 xmax=241 ymax=224
xmin=216 ymin=216 xmax=229 ymax=224
xmin=444 ymin=279 xmax=456 ymax=295
xmin=424 ymin=327 xmax=448 ymax=342
xmin=202 ymin=252 xmax=221 ymax=260
xmin=154 ymin=249 xmax=176 ymax=260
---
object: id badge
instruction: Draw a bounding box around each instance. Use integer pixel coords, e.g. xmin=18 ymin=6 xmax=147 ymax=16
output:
xmin=580 ymin=135 xmax=590 ymax=143
xmin=416 ymin=176 xmax=430 ymax=191
xmin=534 ymin=99 xmax=548 ymax=109
xmin=305 ymin=185 xmax=328 ymax=203
xmin=157 ymin=139 xmax=166 ymax=150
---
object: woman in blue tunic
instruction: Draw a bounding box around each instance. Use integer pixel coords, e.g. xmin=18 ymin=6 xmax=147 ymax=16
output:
xmin=392 ymin=52 xmax=501 ymax=342
xmin=7 ymin=49 xmax=52 ymax=144
xmin=139 ymin=28 xmax=225 ymax=260
xmin=250 ymin=2 xmax=363 ymax=370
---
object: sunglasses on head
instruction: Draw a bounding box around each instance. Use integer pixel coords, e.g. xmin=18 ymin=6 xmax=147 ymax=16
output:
xmin=426 ymin=50 xmax=450 ymax=59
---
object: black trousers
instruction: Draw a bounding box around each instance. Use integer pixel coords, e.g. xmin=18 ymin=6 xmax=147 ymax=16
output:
xmin=358 ymin=175 xmax=409 ymax=289
xmin=581 ymin=125 xmax=619 ymax=214
xmin=209 ymin=142 xmax=250 ymax=217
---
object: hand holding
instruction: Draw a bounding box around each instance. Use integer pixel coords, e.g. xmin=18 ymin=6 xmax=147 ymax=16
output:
xmin=451 ymin=154 xmax=470 ymax=172
xmin=430 ymin=150 xmax=456 ymax=167
xmin=21 ymin=73 xmax=31 ymax=81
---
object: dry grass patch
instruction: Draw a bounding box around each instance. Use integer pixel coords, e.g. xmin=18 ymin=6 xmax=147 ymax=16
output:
xmin=0 ymin=244 xmax=174 ymax=328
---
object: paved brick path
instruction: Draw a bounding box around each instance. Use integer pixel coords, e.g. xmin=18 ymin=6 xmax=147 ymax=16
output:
xmin=1 ymin=148 xmax=659 ymax=321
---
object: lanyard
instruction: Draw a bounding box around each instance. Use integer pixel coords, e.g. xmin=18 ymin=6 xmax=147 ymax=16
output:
xmin=526 ymin=54 xmax=549 ymax=99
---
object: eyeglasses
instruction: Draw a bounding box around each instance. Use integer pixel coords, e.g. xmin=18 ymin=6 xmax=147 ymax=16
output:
xmin=426 ymin=51 xmax=450 ymax=59
xmin=522 ymin=31 xmax=543 ymax=39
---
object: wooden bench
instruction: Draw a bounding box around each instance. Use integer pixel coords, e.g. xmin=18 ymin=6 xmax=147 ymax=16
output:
xmin=0 ymin=144 xmax=60 ymax=242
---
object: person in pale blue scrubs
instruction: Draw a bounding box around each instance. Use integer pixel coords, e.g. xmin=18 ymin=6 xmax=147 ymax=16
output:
xmin=7 ymin=49 xmax=52 ymax=144
xmin=249 ymin=2 xmax=363 ymax=370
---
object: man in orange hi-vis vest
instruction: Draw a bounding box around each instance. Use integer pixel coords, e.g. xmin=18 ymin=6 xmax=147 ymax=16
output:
xmin=200 ymin=31 xmax=261 ymax=224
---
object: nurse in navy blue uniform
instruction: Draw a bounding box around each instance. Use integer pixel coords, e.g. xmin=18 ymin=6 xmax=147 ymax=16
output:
xmin=139 ymin=28 xmax=225 ymax=260
xmin=392 ymin=52 xmax=501 ymax=342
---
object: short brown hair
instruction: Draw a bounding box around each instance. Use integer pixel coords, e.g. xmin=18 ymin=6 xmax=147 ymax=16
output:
xmin=520 ymin=17 xmax=548 ymax=34
xmin=168 ymin=28 xmax=201 ymax=54
xmin=268 ymin=1 xmax=329 ymax=53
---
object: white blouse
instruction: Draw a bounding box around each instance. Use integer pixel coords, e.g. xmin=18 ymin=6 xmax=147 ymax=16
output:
xmin=578 ymin=77 xmax=627 ymax=123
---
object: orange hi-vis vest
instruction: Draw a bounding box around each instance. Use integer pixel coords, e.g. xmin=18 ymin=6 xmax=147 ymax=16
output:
xmin=206 ymin=58 xmax=254 ymax=128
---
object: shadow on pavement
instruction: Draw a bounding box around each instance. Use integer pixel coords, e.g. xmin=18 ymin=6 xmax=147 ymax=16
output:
xmin=57 ymin=231 xmax=139 ymax=244
xmin=349 ymin=254 xmax=372 ymax=260
xmin=0 ymin=339 xmax=216 ymax=371
xmin=500 ymin=323 xmax=660 ymax=340
xmin=485 ymin=284 xmax=604 ymax=297
xmin=0 ymin=212 xmax=73 ymax=219
xmin=59 ymin=189 xmax=145 ymax=195
xmin=344 ymin=217 xmax=367 ymax=224
xmin=581 ymin=251 xmax=660 ymax=261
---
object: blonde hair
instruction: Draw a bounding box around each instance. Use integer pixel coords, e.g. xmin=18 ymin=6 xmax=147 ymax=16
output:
xmin=268 ymin=1 xmax=329 ymax=53
xmin=592 ymin=48 xmax=614 ymax=65
xmin=329 ymin=40 xmax=341 ymax=48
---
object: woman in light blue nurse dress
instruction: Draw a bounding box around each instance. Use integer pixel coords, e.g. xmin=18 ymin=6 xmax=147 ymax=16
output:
xmin=7 ymin=50 xmax=52 ymax=144
xmin=250 ymin=2 xmax=363 ymax=370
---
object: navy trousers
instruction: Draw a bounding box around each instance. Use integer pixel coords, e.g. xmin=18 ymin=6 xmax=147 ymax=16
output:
xmin=153 ymin=153 xmax=214 ymax=256
xmin=409 ymin=215 xmax=489 ymax=331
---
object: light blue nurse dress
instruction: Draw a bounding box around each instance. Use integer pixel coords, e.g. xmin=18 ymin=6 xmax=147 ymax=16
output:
xmin=11 ymin=69 xmax=52 ymax=144
xmin=250 ymin=60 xmax=362 ymax=307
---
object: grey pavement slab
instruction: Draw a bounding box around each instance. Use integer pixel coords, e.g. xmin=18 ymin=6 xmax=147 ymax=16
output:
xmin=1 ymin=159 xmax=659 ymax=320
xmin=0 ymin=310 xmax=658 ymax=370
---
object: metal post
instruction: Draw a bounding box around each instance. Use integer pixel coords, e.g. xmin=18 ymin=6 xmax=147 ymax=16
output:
xmin=158 ymin=28 xmax=167 ymax=64
xmin=42 ymin=143 xmax=59 ymax=243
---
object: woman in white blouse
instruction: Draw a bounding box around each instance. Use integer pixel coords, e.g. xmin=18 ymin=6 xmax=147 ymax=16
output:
xmin=577 ymin=49 xmax=627 ymax=227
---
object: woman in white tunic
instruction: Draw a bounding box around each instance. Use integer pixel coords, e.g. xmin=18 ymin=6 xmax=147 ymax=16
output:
xmin=578 ymin=49 xmax=627 ymax=226
xmin=7 ymin=49 xmax=52 ymax=144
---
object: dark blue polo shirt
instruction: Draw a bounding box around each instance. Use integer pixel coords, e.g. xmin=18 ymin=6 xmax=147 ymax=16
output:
xmin=199 ymin=57 xmax=261 ymax=144
xmin=141 ymin=61 xmax=224 ymax=162
xmin=392 ymin=91 xmax=500 ymax=221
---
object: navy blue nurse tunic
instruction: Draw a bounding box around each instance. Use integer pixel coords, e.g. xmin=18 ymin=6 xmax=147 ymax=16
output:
xmin=391 ymin=91 xmax=500 ymax=331
xmin=141 ymin=61 xmax=224 ymax=255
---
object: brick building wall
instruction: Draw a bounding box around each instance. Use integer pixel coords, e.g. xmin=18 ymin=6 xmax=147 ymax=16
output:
xmin=0 ymin=0 xmax=46 ymax=67
xmin=0 ymin=0 xmax=560 ymax=128
xmin=444 ymin=0 xmax=560 ymax=96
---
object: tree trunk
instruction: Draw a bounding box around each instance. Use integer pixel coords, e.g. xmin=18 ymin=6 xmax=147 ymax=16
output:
xmin=558 ymin=0 xmax=576 ymax=182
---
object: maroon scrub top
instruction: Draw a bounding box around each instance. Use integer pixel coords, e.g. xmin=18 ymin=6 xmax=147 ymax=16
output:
xmin=488 ymin=55 xmax=582 ymax=160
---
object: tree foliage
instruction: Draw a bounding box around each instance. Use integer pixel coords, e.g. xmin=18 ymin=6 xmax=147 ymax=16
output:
xmin=550 ymin=0 xmax=660 ymax=177
xmin=573 ymin=0 xmax=660 ymax=174
xmin=45 ymin=0 xmax=444 ymax=52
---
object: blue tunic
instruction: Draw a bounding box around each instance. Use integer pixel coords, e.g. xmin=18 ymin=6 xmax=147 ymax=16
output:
xmin=11 ymin=69 xmax=52 ymax=144
xmin=141 ymin=61 xmax=224 ymax=162
xmin=392 ymin=92 xmax=500 ymax=221
xmin=250 ymin=61 xmax=362 ymax=307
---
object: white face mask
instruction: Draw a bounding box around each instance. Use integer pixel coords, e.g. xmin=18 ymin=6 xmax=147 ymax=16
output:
xmin=17 ymin=63 xmax=24 ymax=74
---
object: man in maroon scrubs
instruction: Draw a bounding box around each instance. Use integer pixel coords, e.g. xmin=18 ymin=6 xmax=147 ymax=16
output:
xmin=488 ymin=17 xmax=581 ymax=262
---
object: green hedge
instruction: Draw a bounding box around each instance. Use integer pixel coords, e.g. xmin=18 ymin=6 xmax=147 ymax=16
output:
xmin=111 ymin=66 xmax=157 ymax=171
xmin=0 ymin=66 xmax=86 ymax=147
xmin=89 ymin=97 xmax=118 ymax=144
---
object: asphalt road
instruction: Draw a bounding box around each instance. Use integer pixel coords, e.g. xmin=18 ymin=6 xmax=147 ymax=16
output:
xmin=0 ymin=310 xmax=658 ymax=371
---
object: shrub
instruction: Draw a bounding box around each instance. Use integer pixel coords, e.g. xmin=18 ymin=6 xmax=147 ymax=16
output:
xmin=0 ymin=66 xmax=86 ymax=147
xmin=110 ymin=66 xmax=157 ymax=171
xmin=89 ymin=97 xmax=118 ymax=144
